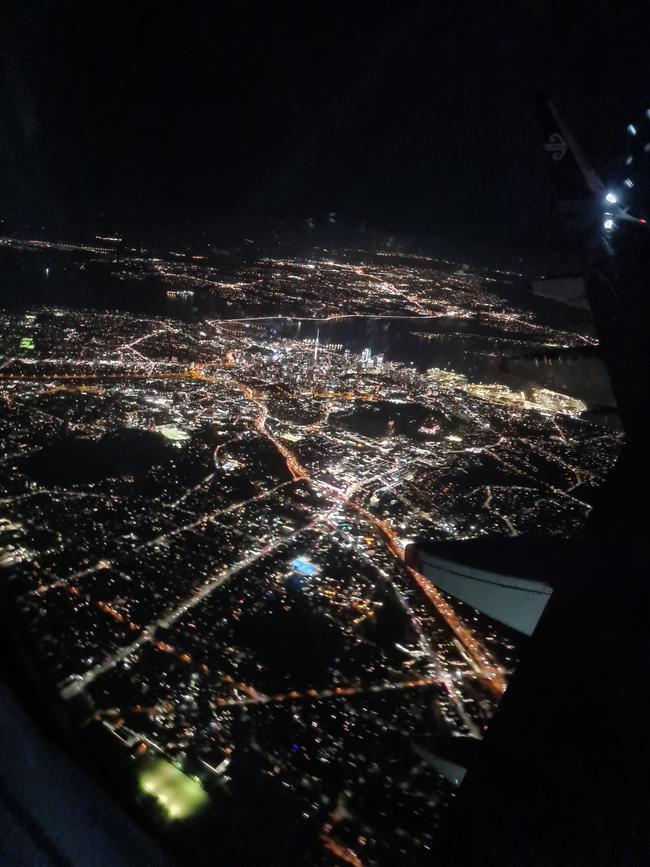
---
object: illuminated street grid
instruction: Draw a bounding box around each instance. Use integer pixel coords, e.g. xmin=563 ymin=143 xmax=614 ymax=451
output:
xmin=0 ymin=251 xmax=622 ymax=865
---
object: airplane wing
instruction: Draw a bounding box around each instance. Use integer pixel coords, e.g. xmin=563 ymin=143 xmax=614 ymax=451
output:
xmin=535 ymin=94 xmax=603 ymax=202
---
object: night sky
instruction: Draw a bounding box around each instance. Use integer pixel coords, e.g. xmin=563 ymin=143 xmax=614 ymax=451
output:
xmin=1 ymin=1 xmax=648 ymax=247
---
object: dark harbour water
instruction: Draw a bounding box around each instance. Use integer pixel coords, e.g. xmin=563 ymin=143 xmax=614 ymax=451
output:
xmin=0 ymin=247 xmax=618 ymax=863
xmin=1 ymin=243 xmax=610 ymax=401
xmin=269 ymin=316 xmax=507 ymax=379
xmin=0 ymin=250 xmax=549 ymax=391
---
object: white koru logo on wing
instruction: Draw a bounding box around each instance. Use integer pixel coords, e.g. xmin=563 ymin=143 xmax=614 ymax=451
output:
xmin=544 ymin=132 xmax=567 ymax=161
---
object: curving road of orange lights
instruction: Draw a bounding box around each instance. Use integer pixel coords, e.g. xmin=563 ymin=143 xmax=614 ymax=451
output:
xmin=320 ymin=828 xmax=365 ymax=867
xmin=349 ymin=503 xmax=507 ymax=696
xmin=236 ymin=383 xmax=506 ymax=696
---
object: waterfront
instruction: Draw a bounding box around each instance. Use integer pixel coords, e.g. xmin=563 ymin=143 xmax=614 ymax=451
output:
xmin=0 ymin=240 xmax=622 ymax=864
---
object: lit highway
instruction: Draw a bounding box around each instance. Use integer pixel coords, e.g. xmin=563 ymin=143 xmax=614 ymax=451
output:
xmin=0 ymin=244 xmax=621 ymax=865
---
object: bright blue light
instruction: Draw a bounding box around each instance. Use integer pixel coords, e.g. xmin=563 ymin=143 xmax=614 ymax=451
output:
xmin=605 ymin=192 xmax=617 ymax=204
xmin=628 ymin=124 xmax=637 ymax=136
xmin=290 ymin=558 xmax=318 ymax=576
xmin=604 ymin=219 xmax=614 ymax=230
xmin=292 ymin=744 xmax=300 ymax=751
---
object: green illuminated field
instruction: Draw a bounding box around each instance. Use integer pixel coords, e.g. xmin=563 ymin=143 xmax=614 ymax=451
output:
xmin=139 ymin=759 xmax=209 ymax=820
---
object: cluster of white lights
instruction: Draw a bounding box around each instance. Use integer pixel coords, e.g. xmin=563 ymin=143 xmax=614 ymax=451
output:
xmin=604 ymin=191 xmax=616 ymax=231
xmin=602 ymin=107 xmax=650 ymax=232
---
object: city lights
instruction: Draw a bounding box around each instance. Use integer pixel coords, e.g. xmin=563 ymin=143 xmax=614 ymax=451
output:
xmin=0 ymin=239 xmax=622 ymax=863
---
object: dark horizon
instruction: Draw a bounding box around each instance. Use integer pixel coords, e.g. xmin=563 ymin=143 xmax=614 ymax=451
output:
xmin=2 ymin=2 xmax=649 ymax=249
